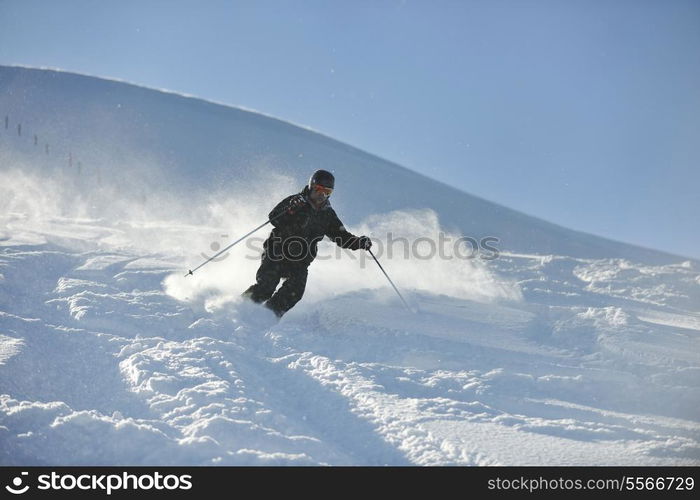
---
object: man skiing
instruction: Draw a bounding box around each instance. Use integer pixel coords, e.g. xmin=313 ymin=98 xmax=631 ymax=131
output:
xmin=242 ymin=170 xmax=372 ymax=317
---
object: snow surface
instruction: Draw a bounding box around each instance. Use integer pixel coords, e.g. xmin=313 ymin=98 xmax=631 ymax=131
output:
xmin=1 ymin=66 xmax=699 ymax=465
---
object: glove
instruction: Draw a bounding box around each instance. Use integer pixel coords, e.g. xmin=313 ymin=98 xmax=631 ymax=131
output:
xmin=287 ymin=194 xmax=307 ymax=214
xmin=358 ymin=236 xmax=372 ymax=251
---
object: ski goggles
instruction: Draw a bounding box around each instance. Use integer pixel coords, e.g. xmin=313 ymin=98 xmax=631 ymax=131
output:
xmin=311 ymin=184 xmax=333 ymax=196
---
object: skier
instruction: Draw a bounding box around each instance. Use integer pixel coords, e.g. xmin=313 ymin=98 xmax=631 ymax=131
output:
xmin=242 ymin=170 xmax=372 ymax=317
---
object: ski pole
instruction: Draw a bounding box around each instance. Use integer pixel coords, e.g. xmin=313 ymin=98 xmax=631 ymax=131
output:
xmin=185 ymin=208 xmax=291 ymax=277
xmin=367 ymin=248 xmax=413 ymax=312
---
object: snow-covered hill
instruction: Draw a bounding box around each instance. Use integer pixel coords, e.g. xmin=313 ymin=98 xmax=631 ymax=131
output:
xmin=1 ymin=66 xmax=699 ymax=465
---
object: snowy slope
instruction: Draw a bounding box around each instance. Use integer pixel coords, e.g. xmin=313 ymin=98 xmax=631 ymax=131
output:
xmin=1 ymin=66 xmax=699 ymax=465
xmin=0 ymin=65 xmax=686 ymax=263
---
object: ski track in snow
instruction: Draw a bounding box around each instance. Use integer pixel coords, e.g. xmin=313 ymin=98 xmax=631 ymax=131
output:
xmin=1 ymin=220 xmax=699 ymax=465
xmin=2 ymin=66 xmax=698 ymax=466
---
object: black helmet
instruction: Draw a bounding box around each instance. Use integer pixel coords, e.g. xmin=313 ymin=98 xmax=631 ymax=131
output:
xmin=308 ymin=169 xmax=335 ymax=190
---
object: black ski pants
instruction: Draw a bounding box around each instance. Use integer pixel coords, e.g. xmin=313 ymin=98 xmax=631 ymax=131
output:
xmin=242 ymin=256 xmax=308 ymax=316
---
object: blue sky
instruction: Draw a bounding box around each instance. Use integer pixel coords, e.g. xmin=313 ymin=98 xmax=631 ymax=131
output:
xmin=1 ymin=0 xmax=698 ymax=258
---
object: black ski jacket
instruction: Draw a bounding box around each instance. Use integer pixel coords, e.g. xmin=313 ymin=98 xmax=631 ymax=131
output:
xmin=263 ymin=186 xmax=363 ymax=266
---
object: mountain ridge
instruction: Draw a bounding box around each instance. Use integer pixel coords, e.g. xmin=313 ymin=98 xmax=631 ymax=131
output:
xmin=0 ymin=64 xmax=692 ymax=265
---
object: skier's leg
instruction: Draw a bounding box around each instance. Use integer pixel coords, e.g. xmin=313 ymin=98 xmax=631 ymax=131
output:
xmin=242 ymin=257 xmax=282 ymax=303
xmin=264 ymin=265 xmax=308 ymax=317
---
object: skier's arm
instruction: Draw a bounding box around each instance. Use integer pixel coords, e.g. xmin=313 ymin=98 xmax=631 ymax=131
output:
xmin=325 ymin=211 xmax=368 ymax=250
xmin=269 ymin=195 xmax=304 ymax=228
